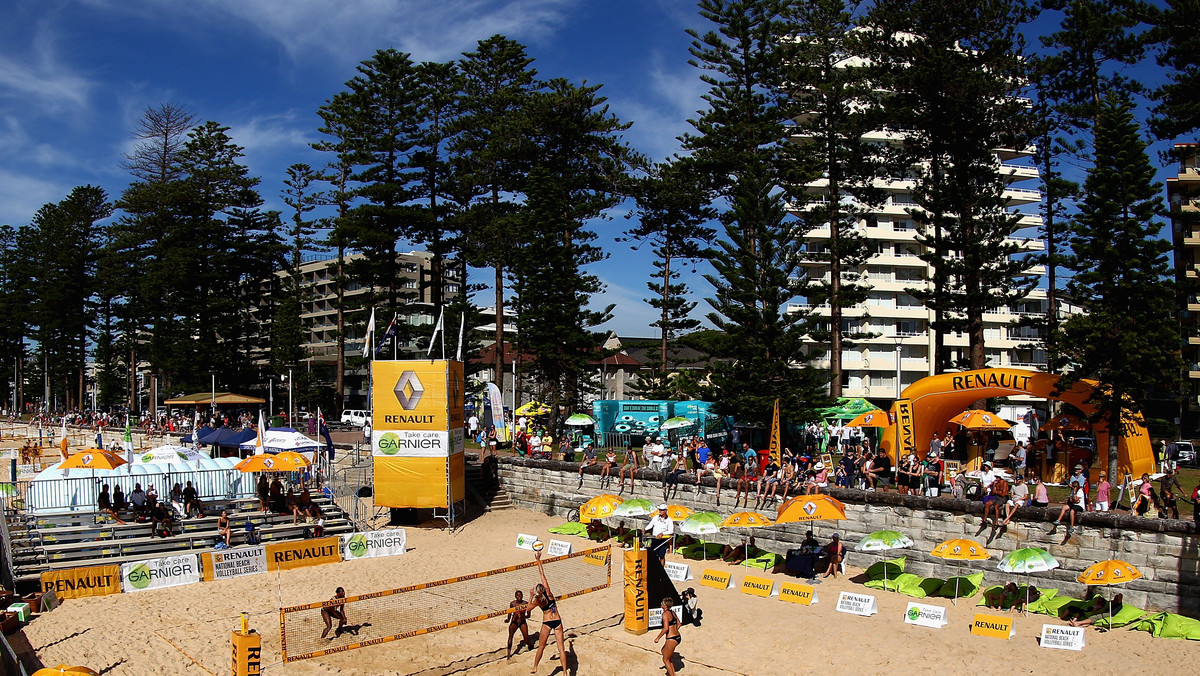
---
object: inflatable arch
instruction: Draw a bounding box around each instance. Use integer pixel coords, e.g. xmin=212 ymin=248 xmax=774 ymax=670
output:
xmin=880 ymin=368 xmax=1154 ymax=479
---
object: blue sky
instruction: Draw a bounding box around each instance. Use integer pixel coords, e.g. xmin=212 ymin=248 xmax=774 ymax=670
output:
xmin=0 ymin=0 xmax=710 ymax=336
xmin=0 ymin=1 xmax=1181 ymax=340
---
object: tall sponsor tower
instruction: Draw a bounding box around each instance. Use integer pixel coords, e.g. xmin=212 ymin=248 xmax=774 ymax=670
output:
xmin=371 ymin=360 xmax=466 ymax=522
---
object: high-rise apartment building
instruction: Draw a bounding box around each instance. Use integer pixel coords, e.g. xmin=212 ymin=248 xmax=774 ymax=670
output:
xmin=790 ymin=131 xmax=1051 ymax=400
xmin=288 ymin=250 xmax=462 ymax=407
xmin=1169 ymin=143 xmax=1200 ymax=432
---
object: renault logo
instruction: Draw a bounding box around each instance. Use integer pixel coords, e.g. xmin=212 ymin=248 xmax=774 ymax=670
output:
xmin=394 ymin=371 xmax=424 ymax=410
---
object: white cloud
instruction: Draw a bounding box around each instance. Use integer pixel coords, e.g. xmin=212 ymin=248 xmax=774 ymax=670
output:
xmin=94 ymin=0 xmax=577 ymax=65
xmin=227 ymin=112 xmax=315 ymax=158
xmin=609 ymin=54 xmax=707 ymax=163
xmin=0 ymin=24 xmax=92 ymax=113
xmin=0 ymin=170 xmax=69 ymax=227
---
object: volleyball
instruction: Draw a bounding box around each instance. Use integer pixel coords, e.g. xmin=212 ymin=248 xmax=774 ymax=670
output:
xmin=532 ymin=541 xmax=545 ymax=552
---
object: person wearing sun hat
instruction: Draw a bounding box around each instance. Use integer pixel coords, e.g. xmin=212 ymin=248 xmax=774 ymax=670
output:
xmin=805 ymin=461 xmax=829 ymax=495
xmin=647 ymin=503 xmax=675 ymax=563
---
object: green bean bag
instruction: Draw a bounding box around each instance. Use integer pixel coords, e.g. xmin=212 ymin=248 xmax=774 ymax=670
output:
xmin=864 ymin=573 xmax=942 ymax=598
xmin=865 ymin=556 xmax=906 ymax=581
xmin=1091 ymin=603 xmax=1146 ymax=630
xmin=742 ymin=552 xmax=783 ymax=571
xmin=1030 ymin=595 xmax=1081 ymax=617
xmin=547 ymin=522 xmax=588 ymax=536
xmin=976 ymin=585 xmax=1043 ymax=610
xmin=864 ymin=572 xmax=914 ymax=592
xmin=934 ymin=571 xmax=985 ymax=599
xmin=1023 ymin=589 xmax=1060 ymax=615
xmin=1133 ymin=612 xmax=1200 ymax=639
xmin=678 ymin=542 xmax=723 ymax=560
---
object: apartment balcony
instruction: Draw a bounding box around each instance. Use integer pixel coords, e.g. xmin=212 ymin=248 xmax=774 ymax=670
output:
xmin=1003 ymin=186 xmax=1042 ymax=206
xmin=999 ymin=162 xmax=1040 ymax=182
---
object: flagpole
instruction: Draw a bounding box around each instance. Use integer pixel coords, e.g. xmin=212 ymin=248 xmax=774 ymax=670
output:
xmin=456 ymin=310 xmax=464 ymax=362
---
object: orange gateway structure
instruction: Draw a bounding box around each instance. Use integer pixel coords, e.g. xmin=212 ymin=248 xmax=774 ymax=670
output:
xmin=880 ymin=368 xmax=1154 ymax=478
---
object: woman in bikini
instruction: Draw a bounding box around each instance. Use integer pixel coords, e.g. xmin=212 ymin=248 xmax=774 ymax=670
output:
xmin=527 ymin=550 xmax=567 ymax=674
xmin=320 ymin=587 xmax=348 ymax=640
xmin=653 ymin=596 xmax=682 ymax=676
xmin=506 ymin=589 xmax=532 ymax=659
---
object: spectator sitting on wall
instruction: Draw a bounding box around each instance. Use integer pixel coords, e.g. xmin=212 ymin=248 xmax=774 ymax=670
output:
xmin=96 ymin=484 xmax=126 ymax=525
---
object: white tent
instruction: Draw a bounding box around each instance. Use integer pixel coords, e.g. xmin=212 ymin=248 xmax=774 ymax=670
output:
xmin=238 ymin=429 xmax=321 ymax=454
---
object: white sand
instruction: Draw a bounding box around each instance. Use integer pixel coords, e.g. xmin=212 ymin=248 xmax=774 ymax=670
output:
xmin=19 ymin=508 xmax=1198 ymax=675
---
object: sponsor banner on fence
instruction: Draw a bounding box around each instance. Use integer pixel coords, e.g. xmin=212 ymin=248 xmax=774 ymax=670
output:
xmin=779 ymin=582 xmax=818 ymax=606
xmin=266 ymin=537 xmax=342 ymax=572
xmin=202 ymin=546 xmax=268 ymax=581
xmin=836 ymin=591 xmax=878 ymax=616
xmin=546 ymin=540 xmax=572 ymax=557
xmin=904 ymin=602 xmax=949 ymax=629
xmin=664 ymin=561 xmax=693 ymax=582
xmin=740 ymin=575 xmax=777 ymax=598
xmin=121 ymin=554 xmax=201 ymax=593
xmin=972 ymin=613 xmax=1016 ymax=639
xmin=1040 ymin=624 xmax=1085 ymax=651
xmin=700 ymin=569 xmax=734 ymax=590
xmin=343 ymin=530 xmax=407 ymax=560
xmin=15 ymin=464 xmax=39 ymax=480
xmin=648 ymin=605 xmax=684 ymax=629
xmin=40 ymin=565 xmax=121 ymax=600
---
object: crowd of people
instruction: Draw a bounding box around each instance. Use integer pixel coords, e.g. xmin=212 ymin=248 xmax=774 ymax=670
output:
xmin=92 ymin=473 xmax=326 ymax=545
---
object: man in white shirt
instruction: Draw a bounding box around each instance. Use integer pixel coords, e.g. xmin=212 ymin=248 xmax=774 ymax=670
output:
xmin=649 ymin=438 xmax=666 ymax=471
xmin=647 ymin=504 xmax=674 ymax=563
xmin=468 ymin=414 xmax=479 ymax=439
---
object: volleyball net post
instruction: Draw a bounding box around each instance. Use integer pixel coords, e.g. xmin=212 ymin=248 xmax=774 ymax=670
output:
xmin=279 ymin=544 xmax=612 ymax=662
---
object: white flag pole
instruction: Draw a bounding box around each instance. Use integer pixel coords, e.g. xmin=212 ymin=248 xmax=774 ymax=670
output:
xmin=456 ymin=310 xmax=465 ymax=362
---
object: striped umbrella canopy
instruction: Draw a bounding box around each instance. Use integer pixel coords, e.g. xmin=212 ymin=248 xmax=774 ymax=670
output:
xmin=580 ymin=494 xmax=623 ymax=522
xmin=998 ymin=547 xmax=1060 ymax=574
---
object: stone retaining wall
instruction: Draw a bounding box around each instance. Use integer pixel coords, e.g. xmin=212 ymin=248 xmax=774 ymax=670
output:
xmin=497 ymin=457 xmax=1200 ymax=615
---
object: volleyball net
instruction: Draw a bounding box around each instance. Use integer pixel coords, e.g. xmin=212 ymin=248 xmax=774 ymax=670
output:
xmin=279 ymin=545 xmax=613 ymax=662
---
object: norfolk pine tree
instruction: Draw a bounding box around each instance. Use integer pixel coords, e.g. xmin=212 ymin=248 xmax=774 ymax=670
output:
xmin=787 ymin=0 xmax=887 ymax=396
xmin=624 ymin=158 xmax=713 ymax=400
xmin=508 ymin=79 xmax=637 ymax=415
xmin=685 ymin=0 xmax=829 ymax=424
xmin=866 ymin=0 xmax=1036 ymax=372
xmin=454 ymin=36 xmax=540 ymax=387
xmin=1060 ymin=93 xmax=1180 ymax=479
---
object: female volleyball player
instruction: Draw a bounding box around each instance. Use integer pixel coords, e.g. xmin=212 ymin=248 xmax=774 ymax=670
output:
xmin=507 ymin=589 xmax=532 ymax=659
xmin=527 ymin=549 xmax=568 ymax=674
xmin=653 ymin=597 xmax=682 ymax=675
xmin=320 ymin=587 xmax=348 ymax=640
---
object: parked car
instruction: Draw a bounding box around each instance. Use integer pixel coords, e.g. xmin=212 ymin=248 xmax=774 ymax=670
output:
xmin=1175 ymin=441 xmax=1196 ymax=467
xmin=340 ymin=409 xmax=370 ymax=427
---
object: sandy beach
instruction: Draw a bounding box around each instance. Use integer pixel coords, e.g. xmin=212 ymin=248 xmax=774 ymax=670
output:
xmin=11 ymin=506 xmax=1197 ymax=675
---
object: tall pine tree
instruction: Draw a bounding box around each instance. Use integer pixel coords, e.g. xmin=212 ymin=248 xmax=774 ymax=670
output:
xmin=1061 ymin=92 xmax=1179 ymax=478
xmin=685 ymin=0 xmax=829 ymax=424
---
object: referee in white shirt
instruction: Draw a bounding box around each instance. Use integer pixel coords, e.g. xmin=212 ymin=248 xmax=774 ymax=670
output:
xmin=647 ymin=504 xmax=675 ymax=563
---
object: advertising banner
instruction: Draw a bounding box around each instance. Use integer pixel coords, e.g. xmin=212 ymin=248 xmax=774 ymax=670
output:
xmin=342 ymin=530 xmax=407 ymax=561
xmin=971 ymin=613 xmax=1016 ymax=639
xmin=779 ymin=582 xmax=818 ymax=605
xmin=700 ymin=569 xmax=734 ymax=590
xmin=836 ymin=591 xmax=879 ymax=616
xmin=265 ymin=537 xmax=341 ymax=572
xmin=372 ymin=361 xmax=461 ymax=432
xmin=740 ymin=575 xmax=776 ymax=598
xmin=486 ymin=381 xmax=509 ymax=443
xmin=372 ymin=430 xmax=453 ymax=457
xmin=904 ymin=602 xmax=949 ymax=628
xmin=895 ymin=399 xmax=916 ymax=457
xmin=1040 ymin=624 xmax=1085 ymax=650
xmin=40 ymin=565 xmax=121 ymax=600
xmin=623 ymin=546 xmax=649 ymax=635
xmin=202 ymin=547 xmax=268 ymax=581
xmin=664 ymin=561 xmax=693 ymax=582
xmin=121 ymin=554 xmax=201 ymax=593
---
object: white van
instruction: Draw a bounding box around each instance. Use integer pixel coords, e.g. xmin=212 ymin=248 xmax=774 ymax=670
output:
xmin=341 ymin=410 xmax=370 ymax=427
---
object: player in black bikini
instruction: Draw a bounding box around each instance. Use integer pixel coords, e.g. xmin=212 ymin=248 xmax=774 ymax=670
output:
xmin=527 ymin=549 xmax=568 ymax=674
xmin=653 ymin=596 xmax=682 ymax=675
xmin=507 ymin=589 xmax=533 ymax=659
